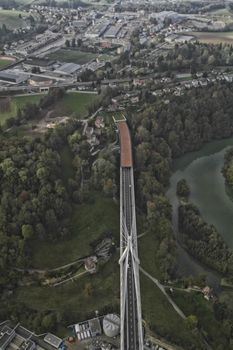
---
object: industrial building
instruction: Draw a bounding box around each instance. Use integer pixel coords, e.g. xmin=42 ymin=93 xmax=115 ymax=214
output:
xmin=85 ymin=21 xmax=110 ymax=38
xmin=0 ymin=322 xmax=63 ymax=350
xmin=0 ymin=70 xmax=28 ymax=84
xmin=23 ymin=59 xmax=56 ymax=72
xmin=15 ymin=31 xmax=62 ymax=56
xmin=74 ymin=318 xmax=102 ymax=341
xmin=103 ymin=25 xmax=122 ymax=39
xmin=54 ymin=63 xmax=81 ymax=76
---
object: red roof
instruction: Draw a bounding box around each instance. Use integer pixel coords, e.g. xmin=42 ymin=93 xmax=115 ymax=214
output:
xmin=118 ymin=121 xmax=133 ymax=167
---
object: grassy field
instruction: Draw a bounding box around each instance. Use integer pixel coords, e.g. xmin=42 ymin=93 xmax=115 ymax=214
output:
xmin=0 ymin=94 xmax=44 ymax=125
xmin=141 ymin=276 xmax=204 ymax=348
xmin=52 ymin=92 xmax=98 ymax=118
xmin=14 ymin=254 xmax=120 ymax=324
xmin=0 ymin=59 xmax=12 ymax=68
xmin=139 ymin=230 xmax=163 ymax=280
xmin=30 ymin=195 xmax=119 ymax=269
xmin=0 ymin=92 xmax=97 ymax=125
xmin=189 ymin=31 xmax=233 ymax=44
xmin=0 ymin=10 xmax=27 ymax=29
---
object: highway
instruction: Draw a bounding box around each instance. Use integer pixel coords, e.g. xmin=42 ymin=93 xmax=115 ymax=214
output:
xmin=118 ymin=121 xmax=143 ymax=350
xmin=122 ymin=167 xmax=137 ymax=350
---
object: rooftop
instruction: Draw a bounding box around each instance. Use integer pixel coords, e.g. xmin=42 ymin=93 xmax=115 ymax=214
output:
xmin=0 ymin=71 xmax=27 ymax=80
xmin=24 ymin=58 xmax=56 ymax=67
xmin=44 ymin=334 xmax=62 ymax=349
xmin=55 ymin=62 xmax=81 ymax=74
xmin=88 ymin=318 xmax=102 ymax=336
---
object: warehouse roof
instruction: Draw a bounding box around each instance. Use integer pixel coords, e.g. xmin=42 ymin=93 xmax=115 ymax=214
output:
xmin=0 ymin=70 xmax=27 ymax=81
xmin=55 ymin=62 xmax=81 ymax=75
xmin=104 ymin=25 xmax=122 ymax=38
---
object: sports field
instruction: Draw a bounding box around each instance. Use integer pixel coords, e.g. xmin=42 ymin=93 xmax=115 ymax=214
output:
xmin=48 ymin=49 xmax=98 ymax=64
xmin=0 ymin=59 xmax=11 ymax=68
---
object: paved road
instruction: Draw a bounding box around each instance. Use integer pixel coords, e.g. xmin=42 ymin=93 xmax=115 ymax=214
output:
xmin=122 ymin=167 xmax=138 ymax=350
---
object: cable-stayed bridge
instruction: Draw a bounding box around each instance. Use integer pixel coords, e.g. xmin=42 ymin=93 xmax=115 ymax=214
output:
xmin=117 ymin=121 xmax=144 ymax=350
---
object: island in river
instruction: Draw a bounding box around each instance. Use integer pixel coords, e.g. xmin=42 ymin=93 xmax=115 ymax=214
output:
xmin=166 ymin=137 xmax=233 ymax=288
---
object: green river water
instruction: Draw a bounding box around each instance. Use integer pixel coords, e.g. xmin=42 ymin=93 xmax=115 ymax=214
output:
xmin=166 ymin=137 xmax=233 ymax=287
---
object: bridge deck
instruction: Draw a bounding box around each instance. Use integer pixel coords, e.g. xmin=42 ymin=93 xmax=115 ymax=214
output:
xmin=118 ymin=121 xmax=133 ymax=168
xmin=118 ymin=121 xmax=143 ymax=350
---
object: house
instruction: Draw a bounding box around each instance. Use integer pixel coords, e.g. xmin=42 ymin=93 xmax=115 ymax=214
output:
xmin=85 ymin=126 xmax=94 ymax=138
xmin=95 ymin=116 xmax=105 ymax=129
xmin=202 ymin=286 xmax=213 ymax=301
xmin=133 ymin=78 xmax=146 ymax=86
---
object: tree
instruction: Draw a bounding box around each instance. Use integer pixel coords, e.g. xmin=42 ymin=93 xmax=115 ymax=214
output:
xmin=176 ymin=179 xmax=190 ymax=199
xmin=185 ymin=315 xmax=198 ymax=330
xmin=71 ymin=38 xmax=76 ymax=47
xmin=21 ymin=224 xmax=34 ymax=240
xmin=77 ymin=38 xmax=82 ymax=47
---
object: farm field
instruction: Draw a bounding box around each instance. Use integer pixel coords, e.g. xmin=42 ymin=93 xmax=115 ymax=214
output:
xmin=0 ymin=10 xmax=27 ymax=29
xmin=189 ymin=31 xmax=233 ymax=44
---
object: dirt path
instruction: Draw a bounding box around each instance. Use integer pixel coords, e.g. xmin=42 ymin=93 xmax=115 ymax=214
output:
xmin=54 ymin=271 xmax=88 ymax=287
xmin=140 ymin=266 xmax=186 ymax=319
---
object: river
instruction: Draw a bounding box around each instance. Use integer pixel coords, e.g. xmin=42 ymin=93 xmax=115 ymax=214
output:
xmin=166 ymin=137 xmax=233 ymax=290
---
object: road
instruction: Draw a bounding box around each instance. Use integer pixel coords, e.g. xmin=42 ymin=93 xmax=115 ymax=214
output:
xmin=122 ymin=167 xmax=138 ymax=350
